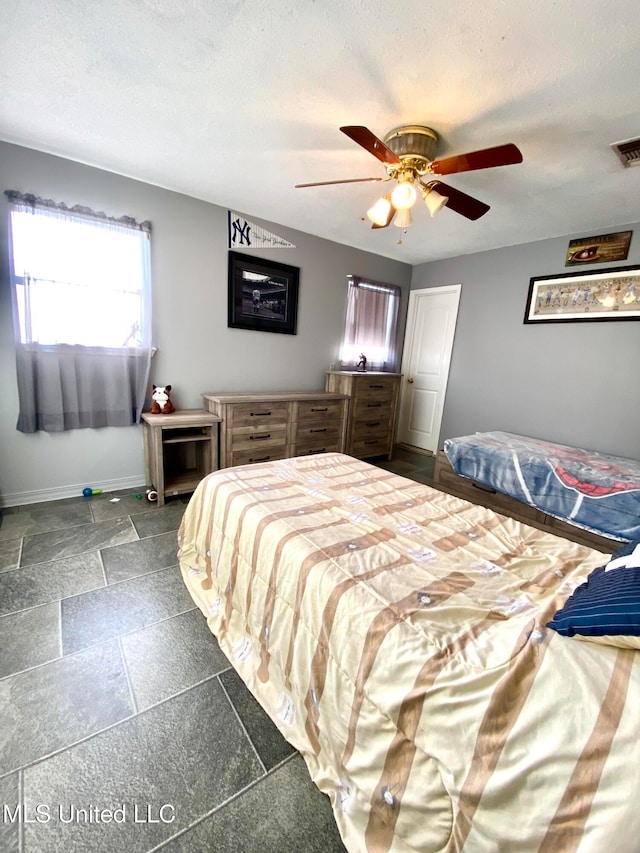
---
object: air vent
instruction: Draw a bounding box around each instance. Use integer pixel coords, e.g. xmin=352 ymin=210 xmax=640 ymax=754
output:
xmin=610 ymin=138 xmax=640 ymax=167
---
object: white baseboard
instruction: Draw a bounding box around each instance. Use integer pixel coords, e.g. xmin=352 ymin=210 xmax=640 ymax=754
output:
xmin=1 ymin=475 xmax=146 ymax=508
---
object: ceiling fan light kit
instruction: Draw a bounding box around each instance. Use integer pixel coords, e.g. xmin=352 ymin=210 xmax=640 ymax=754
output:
xmin=393 ymin=207 xmax=413 ymax=229
xmin=390 ymin=180 xmax=417 ymax=210
xmin=423 ymin=185 xmax=448 ymax=217
xmin=296 ymin=123 xmax=523 ymax=232
xmin=367 ymin=195 xmax=392 ymax=226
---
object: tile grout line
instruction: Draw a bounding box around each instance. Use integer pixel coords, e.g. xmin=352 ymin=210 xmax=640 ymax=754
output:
xmin=57 ymin=597 xmax=63 ymax=660
xmin=133 ymin=666 xmax=234 ymax=715
xmin=216 ymin=673 xmax=268 ymax=775
xmin=18 ymin=767 xmax=24 ymax=853
xmin=147 ymin=749 xmax=301 ymax=853
xmin=0 ymin=668 xmax=230 ymax=782
xmin=0 ymin=604 xmax=199 ymax=685
xmin=97 ymin=546 xmax=108 ymax=588
xmin=117 ymin=636 xmax=139 ymax=715
xmin=62 ymin=601 xmax=197 ymax=659
xmin=0 ymin=601 xmax=198 ymax=685
xmin=2 ymin=528 xmax=137 ymax=577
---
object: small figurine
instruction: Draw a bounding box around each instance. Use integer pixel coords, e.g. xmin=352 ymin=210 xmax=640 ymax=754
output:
xmin=150 ymin=384 xmax=176 ymax=415
xmin=356 ymin=353 xmax=367 ymax=372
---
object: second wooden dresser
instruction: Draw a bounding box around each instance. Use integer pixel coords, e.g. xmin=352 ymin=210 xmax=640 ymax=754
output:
xmin=325 ymin=371 xmax=402 ymax=460
xmin=203 ymin=391 xmax=348 ymax=468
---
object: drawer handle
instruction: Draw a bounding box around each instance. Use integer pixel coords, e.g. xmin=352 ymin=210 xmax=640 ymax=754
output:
xmin=368 ymin=384 xmax=384 ymax=389
xmin=365 ymin=421 xmax=381 ymax=427
xmin=311 ymin=407 xmax=328 ymax=412
xmin=310 ymin=428 xmax=327 ymax=433
xmin=250 ymin=456 xmax=271 ymax=463
xmin=472 ymin=482 xmax=497 ymax=494
xmin=250 ymin=433 xmax=271 ymax=440
xmin=367 ymin=403 xmax=382 ymax=408
xmin=308 ymin=448 xmax=326 ymax=454
xmin=364 ymin=439 xmax=379 ymax=445
xmin=251 ymin=411 xmax=272 ymax=417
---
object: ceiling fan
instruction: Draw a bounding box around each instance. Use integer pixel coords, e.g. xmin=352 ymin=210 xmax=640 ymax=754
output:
xmin=295 ymin=125 xmax=523 ymax=229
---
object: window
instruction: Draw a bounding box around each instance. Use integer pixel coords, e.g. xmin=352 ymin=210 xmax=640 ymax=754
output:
xmin=339 ymin=275 xmax=400 ymax=371
xmin=6 ymin=191 xmax=153 ymax=433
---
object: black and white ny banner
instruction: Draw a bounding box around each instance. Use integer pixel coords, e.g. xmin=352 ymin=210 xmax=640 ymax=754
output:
xmin=228 ymin=212 xmax=296 ymax=249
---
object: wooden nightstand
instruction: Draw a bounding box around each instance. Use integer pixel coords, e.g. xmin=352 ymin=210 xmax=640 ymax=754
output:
xmin=141 ymin=409 xmax=221 ymax=506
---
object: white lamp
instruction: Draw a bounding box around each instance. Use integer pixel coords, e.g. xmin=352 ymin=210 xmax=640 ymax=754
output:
xmin=393 ymin=208 xmax=413 ymax=228
xmin=423 ymin=187 xmax=447 ymax=217
xmin=390 ymin=181 xmax=417 ymax=210
xmin=367 ymin=195 xmax=392 ymax=226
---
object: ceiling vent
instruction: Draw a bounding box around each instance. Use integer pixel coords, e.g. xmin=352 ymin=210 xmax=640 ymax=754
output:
xmin=610 ymin=138 xmax=640 ymax=167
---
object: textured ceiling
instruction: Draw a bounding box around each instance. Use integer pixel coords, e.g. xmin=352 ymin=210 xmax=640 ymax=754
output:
xmin=2 ymin=0 xmax=639 ymax=264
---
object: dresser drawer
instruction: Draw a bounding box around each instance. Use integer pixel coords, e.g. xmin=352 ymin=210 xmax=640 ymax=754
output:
xmin=294 ymin=399 xmax=345 ymax=421
xmin=227 ymin=402 xmax=290 ymax=429
xmin=352 ymin=378 xmax=396 ymax=402
xmin=230 ymin=427 xmax=287 ymax=452
xmin=295 ymin=437 xmax=342 ymax=456
xmin=230 ymin=446 xmax=289 ymax=466
xmin=350 ymin=418 xmax=390 ymax=439
xmin=351 ymin=435 xmax=392 ymax=457
xmin=293 ymin=422 xmax=342 ymax=443
xmin=352 ymin=398 xmax=393 ymax=421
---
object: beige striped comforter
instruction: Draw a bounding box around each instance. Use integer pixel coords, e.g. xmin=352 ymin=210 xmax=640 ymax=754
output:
xmin=178 ymin=452 xmax=640 ymax=852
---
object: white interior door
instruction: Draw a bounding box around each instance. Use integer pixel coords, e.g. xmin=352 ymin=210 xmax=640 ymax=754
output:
xmin=397 ymin=284 xmax=461 ymax=453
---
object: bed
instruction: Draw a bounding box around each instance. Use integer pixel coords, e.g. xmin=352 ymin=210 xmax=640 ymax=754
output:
xmin=441 ymin=431 xmax=640 ymax=544
xmin=177 ymin=451 xmax=640 ymax=853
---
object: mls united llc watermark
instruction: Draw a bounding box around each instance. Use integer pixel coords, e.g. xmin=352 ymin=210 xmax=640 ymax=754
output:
xmin=2 ymin=803 xmax=176 ymax=825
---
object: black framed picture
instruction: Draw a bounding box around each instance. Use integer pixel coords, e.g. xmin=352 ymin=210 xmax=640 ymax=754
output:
xmin=524 ymin=265 xmax=640 ymax=324
xmin=227 ymin=251 xmax=299 ymax=334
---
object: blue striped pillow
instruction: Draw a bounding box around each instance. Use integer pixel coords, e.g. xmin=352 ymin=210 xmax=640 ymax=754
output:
xmin=547 ymin=564 xmax=640 ymax=649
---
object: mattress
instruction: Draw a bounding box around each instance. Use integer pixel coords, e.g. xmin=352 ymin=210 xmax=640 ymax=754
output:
xmin=177 ymin=452 xmax=640 ymax=852
xmin=444 ymin=431 xmax=640 ymax=542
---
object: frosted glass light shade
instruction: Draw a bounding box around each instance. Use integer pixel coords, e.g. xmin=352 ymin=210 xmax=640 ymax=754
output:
xmin=424 ymin=188 xmax=447 ymax=217
xmin=390 ymin=182 xmax=417 ymax=210
xmin=393 ymin=208 xmax=413 ymax=228
xmin=367 ymin=196 xmax=392 ymax=226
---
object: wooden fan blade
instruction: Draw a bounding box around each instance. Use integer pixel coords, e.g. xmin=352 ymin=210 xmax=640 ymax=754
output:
xmin=371 ymin=202 xmax=396 ymax=229
xmin=294 ymin=177 xmax=385 ymax=188
xmin=430 ymin=181 xmax=490 ymax=220
xmin=340 ymin=126 xmax=402 ymax=166
xmin=429 ymin=143 xmax=523 ymax=176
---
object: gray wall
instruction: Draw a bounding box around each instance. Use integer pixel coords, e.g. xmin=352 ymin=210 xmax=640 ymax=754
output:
xmin=0 ymin=142 xmax=412 ymax=504
xmin=411 ymin=230 xmax=640 ymax=459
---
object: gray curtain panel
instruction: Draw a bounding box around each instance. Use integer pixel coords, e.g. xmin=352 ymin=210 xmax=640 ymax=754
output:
xmin=15 ymin=344 xmax=151 ymax=433
xmin=6 ymin=191 xmax=152 ymax=433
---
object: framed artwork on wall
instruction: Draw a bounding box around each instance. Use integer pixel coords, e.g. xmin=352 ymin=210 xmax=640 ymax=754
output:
xmin=227 ymin=251 xmax=299 ymax=334
xmin=524 ymin=265 xmax=640 ymax=324
xmin=565 ymin=230 xmax=632 ymax=266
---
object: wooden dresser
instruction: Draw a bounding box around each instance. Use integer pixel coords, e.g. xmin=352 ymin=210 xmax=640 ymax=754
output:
xmin=325 ymin=371 xmax=402 ymax=461
xmin=202 ymin=391 xmax=348 ymax=469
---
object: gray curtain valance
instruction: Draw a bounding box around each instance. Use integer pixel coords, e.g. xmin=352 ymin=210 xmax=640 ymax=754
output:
xmin=4 ymin=190 xmax=152 ymax=233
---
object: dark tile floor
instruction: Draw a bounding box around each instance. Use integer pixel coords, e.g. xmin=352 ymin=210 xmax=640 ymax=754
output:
xmin=0 ymin=448 xmax=434 ymax=852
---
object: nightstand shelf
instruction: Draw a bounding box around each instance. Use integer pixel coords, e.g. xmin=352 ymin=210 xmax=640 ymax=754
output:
xmin=141 ymin=410 xmax=221 ymax=506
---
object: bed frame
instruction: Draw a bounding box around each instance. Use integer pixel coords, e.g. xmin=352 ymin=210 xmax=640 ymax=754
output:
xmin=434 ymin=450 xmax=617 ymax=553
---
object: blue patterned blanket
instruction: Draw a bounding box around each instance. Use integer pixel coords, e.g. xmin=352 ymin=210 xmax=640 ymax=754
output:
xmin=444 ymin=431 xmax=640 ymax=542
